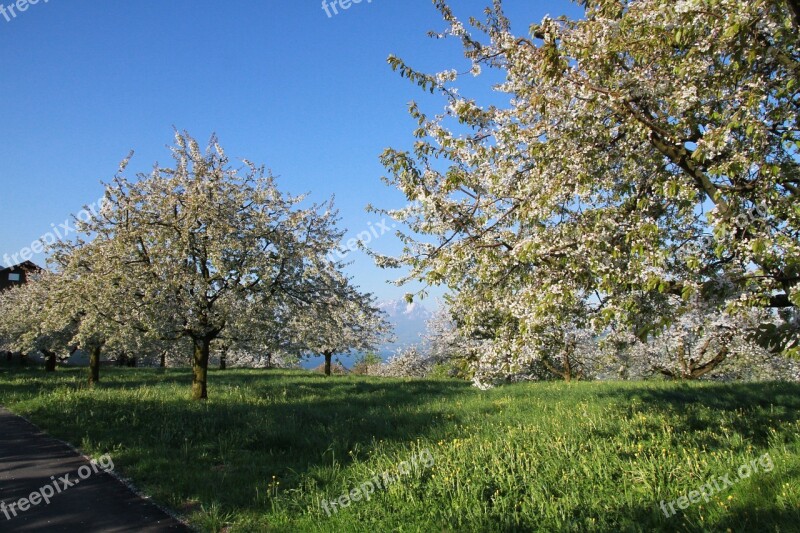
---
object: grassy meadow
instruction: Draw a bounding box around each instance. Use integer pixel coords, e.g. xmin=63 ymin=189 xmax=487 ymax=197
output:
xmin=0 ymin=365 xmax=798 ymax=532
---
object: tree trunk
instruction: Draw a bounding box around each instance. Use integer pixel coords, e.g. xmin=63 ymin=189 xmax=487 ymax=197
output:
xmin=160 ymin=350 xmax=166 ymax=368
xmin=219 ymin=345 xmax=228 ymax=371
xmin=192 ymin=337 xmax=211 ymax=400
xmin=88 ymin=344 xmax=101 ymax=386
xmin=788 ymin=0 xmax=800 ymax=30
xmin=324 ymin=351 xmax=333 ymax=376
xmin=687 ymin=343 xmax=730 ymax=379
xmin=657 ymin=337 xmax=731 ymax=380
xmin=43 ymin=350 xmax=56 ymax=372
xmin=541 ymin=355 xmax=571 ymax=382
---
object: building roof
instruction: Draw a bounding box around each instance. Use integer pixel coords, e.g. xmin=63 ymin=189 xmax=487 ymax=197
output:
xmin=0 ymin=261 xmax=42 ymax=292
xmin=0 ymin=261 xmax=41 ymax=273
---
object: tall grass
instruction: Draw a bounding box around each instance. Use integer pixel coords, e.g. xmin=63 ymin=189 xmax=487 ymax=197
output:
xmin=0 ymin=365 xmax=797 ymax=532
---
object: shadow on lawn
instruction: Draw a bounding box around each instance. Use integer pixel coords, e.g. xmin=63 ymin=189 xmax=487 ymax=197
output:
xmin=4 ymin=368 xmax=798 ymax=528
xmin=590 ymin=381 xmax=800 ymax=449
xmin=1 ymin=367 xmax=469 ymax=509
xmin=604 ymin=465 xmax=800 ymax=533
xmin=712 ymin=466 xmax=800 ymax=533
xmin=579 ymin=383 xmax=800 ymax=533
xmin=605 ymin=381 xmax=800 ymax=411
xmin=595 ymin=498 xmax=800 ymax=533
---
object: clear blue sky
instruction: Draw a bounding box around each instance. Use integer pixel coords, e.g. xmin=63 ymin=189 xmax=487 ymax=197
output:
xmin=0 ymin=0 xmax=581 ymax=302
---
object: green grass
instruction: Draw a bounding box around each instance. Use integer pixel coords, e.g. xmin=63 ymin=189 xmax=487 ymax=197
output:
xmin=0 ymin=365 xmax=798 ymax=532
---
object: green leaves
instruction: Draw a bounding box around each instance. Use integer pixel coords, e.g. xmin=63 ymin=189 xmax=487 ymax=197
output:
xmin=387 ymin=55 xmax=438 ymax=94
xmin=751 ymin=238 xmax=768 ymax=257
xmin=48 ymin=132 xmax=372 ymax=398
xmin=722 ymin=22 xmax=742 ymax=41
xmin=378 ymin=0 xmax=800 ymax=383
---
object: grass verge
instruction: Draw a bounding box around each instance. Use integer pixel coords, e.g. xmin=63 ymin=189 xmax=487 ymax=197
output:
xmin=0 ymin=365 xmax=798 ymax=532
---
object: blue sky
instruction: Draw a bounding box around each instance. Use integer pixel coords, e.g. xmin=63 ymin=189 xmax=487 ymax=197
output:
xmin=0 ymin=0 xmax=581 ymax=303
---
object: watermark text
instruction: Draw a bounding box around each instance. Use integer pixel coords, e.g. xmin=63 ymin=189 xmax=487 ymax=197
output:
xmin=321 ymin=448 xmax=433 ymax=516
xmin=1 ymin=0 xmax=49 ymax=24
xmin=1 ymin=454 xmax=114 ymax=521
xmin=659 ymin=452 xmax=774 ymax=518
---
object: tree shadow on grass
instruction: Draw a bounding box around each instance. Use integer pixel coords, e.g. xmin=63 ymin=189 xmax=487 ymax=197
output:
xmin=577 ymin=499 xmax=800 ymax=533
xmin=590 ymin=381 xmax=800 ymax=449
xmin=7 ymin=368 xmax=468 ymax=513
xmin=713 ymin=472 xmax=800 ymax=533
xmin=612 ymin=466 xmax=800 ymax=533
xmin=10 ymin=371 xmax=798 ymax=529
xmin=568 ymin=381 xmax=800 ymax=532
xmin=606 ymin=381 xmax=800 ymax=412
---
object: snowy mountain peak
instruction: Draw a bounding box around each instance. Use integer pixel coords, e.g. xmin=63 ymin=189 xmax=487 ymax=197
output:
xmin=377 ymin=299 xmax=432 ymax=321
xmin=376 ymin=299 xmax=433 ymax=349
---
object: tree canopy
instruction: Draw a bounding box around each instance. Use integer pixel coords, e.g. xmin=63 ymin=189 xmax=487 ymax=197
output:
xmin=376 ymin=0 xmax=800 ymax=385
xmin=52 ymin=132 xmax=368 ymax=398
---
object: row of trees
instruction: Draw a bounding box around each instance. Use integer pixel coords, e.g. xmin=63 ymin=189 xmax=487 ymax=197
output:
xmin=4 ymin=1 xmax=799 ymax=392
xmin=405 ymin=300 xmax=799 ymax=386
xmin=372 ymin=0 xmax=800 ymax=387
xmin=0 ymin=132 xmax=391 ymax=399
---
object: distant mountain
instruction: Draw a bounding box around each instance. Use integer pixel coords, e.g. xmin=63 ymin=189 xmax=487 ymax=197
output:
xmin=300 ymin=300 xmax=434 ymax=370
xmin=376 ymin=299 xmax=433 ymax=354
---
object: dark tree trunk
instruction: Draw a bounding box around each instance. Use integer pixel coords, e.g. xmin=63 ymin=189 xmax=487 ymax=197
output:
xmin=43 ymin=350 xmax=56 ymax=372
xmin=541 ymin=355 xmax=575 ymax=382
xmin=324 ymin=351 xmax=333 ymax=376
xmin=88 ymin=347 xmax=100 ymax=384
xmin=788 ymin=0 xmax=800 ymax=29
xmin=657 ymin=337 xmax=731 ymax=379
xmin=160 ymin=350 xmax=166 ymax=368
xmin=192 ymin=337 xmax=211 ymax=400
xmin=219 ymin=346 xmax=228 ymax=371
xmin=88 ymin=344 xmax=101 ymax=386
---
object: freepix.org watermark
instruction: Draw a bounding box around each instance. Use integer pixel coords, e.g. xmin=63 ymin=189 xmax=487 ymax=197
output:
xmin=326 ymin=217 xmax=395 ymax=264
xmin=1 ymin=454 xmax=114 ymax=521
xmin=658 ymin=452 xmax=774 ymax=518
xmin=321 ymin=0 xmax=373 ymax=18
xmin=1 ymin=194 xmax=107 ymax=267
xmin=321 ymin=448 xmax=434 ymax=516
xmin=0 ymin=0 xmax=49 ymax=23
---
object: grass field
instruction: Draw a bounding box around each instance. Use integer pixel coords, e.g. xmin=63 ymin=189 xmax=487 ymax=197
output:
xmin=0 ymin=365 xmax=798 ymax=532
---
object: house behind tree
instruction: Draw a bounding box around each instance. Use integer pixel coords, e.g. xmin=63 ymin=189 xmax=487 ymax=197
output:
xmin=0 ymin=261 xmax=42 ymax=292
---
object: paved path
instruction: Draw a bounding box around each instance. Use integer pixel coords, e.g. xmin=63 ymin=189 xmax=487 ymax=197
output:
xmin=0 ymin=407 xmax=189 ymax=532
